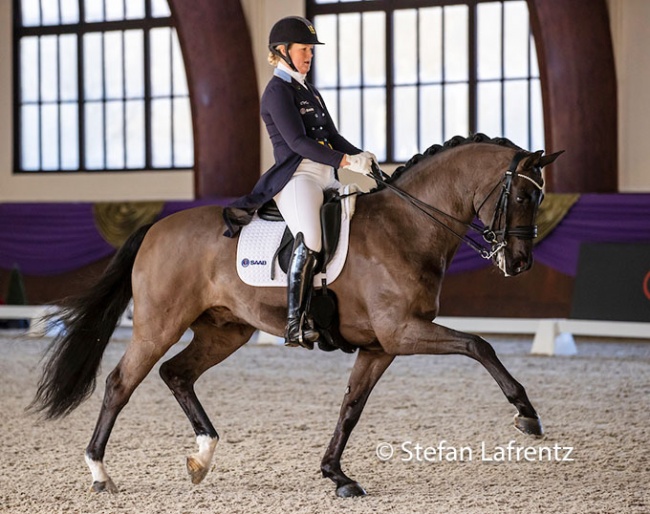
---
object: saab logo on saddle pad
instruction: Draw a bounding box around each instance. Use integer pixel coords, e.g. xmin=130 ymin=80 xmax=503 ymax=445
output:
xmin=241 ymin=258 xmax=267 ymax=267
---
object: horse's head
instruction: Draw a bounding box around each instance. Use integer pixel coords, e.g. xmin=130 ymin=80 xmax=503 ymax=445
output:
xmin=476 ymin=148 xmax=563 ymax=276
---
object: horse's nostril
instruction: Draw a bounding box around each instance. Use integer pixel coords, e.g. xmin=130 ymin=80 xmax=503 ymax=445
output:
xmin=516 ymin=259 xmax=530 ymax=272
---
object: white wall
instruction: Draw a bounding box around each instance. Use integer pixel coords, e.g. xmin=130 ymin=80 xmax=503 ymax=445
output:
xmin=240 ymin=0 xmax=304 ymax=173
xmin=0 ymin=0 xmax=648 ymax=202
xmin=608 ymin=0 xmax=650 ymax=192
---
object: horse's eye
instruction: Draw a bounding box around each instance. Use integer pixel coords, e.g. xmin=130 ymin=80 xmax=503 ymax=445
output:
xmin=516 ymin=195 xmax=528 ymax=204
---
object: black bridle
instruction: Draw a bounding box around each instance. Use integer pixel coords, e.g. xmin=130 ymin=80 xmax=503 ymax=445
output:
xmin=369 ymin=151 xmax=544 ymax=260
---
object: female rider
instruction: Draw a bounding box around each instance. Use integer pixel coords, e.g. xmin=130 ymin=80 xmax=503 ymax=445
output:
xmin=223 ymin=16 xmax=375 ymax=349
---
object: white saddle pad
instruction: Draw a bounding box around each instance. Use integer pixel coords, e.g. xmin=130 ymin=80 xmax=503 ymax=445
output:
xmin=236 ymin=185 xmax=359 ymax=287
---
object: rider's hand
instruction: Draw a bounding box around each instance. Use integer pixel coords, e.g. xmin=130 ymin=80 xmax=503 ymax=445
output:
xmin=360 ymin=150 xmax=378 ymax=165
xmin=344 ymin=153 xmax=373 ymax=176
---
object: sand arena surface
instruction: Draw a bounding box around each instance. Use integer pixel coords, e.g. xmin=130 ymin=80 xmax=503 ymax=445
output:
xmin=1 ymin=329 xmax=649 ymax=513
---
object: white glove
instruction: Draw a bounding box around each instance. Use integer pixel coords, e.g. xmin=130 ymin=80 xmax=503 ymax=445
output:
xmin=345 ymin=153 xmax=373 ymax=176
xmin=360 ymin=150 xmax=378 ymax=165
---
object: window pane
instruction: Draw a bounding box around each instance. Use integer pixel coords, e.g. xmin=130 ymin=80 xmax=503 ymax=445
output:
xmin=173 ymin=98 xmax=194 ymax=167
xmin=60 ymin=103 xmax=79 ymax=169
xmin=530 ymin=35 xmax=540 ymax=78
xmin=20 ymin=0 xmax=41 ymax=27
xmin=60 ymin=0 xmax=80 ymax=24
xmin=41 ymin=0 xmax=60 ymax=25
xmin=85 ymin=102 xmax=105 ymax=169
xmin=314 ymin=15 xmax=338 ymax=88
xmin=150 ymin=28 xmax=172 ymax=97
xmin=477 ymin=2 xmax=502 ymax=80
xmin=419 ymin=7 xmax=442 ymax=83
xmin=126 ymin=0 xmax=146 ymax=20
xmin=172 ymin=31 xmax=188 ymax=96
xmin=41 ymin=104 xmax=60 ymax=170
xmin=504 ymin=1 xmax=529 ymax=78
xmin=420 ymin=85 xmax=442 ymax=150
xmin=444 ymin=6 xmax=468 ymax=82
xmin=444 ymin=83 xmax=468 ymax=140
xmin=363 ymin=88 xmax=386 ymax=160
xmin=124 ymin=30 xmax=144 ymax=98
xmin=339 ymin=88 xmax=361 ymax=148
xmin=362 ymin=12 xmax=385 ymax=87
xmin=339 ymin=14 xmax=361 ymax=87
xmin=152 ymin=98 xmax=172 ymax=167
xmin=320 ymin=89 xmax=338 ymax=126
xmin=104 ymin=31 xmax=124 ymax=100
xmin=531 ymin=79 xmax=544 ymax=150
xmin=105 ymin=0 xmax=125 ymax=22
xmin=21 ymin=105 xmax=40 ymax=170
xmin=84 ymin=0 xmax=104 ymax=23
xmin=394 ymin=86 xmax=417 ymax=162
xmin=151 ymin=0 xmax=171 ymax=17
xmin=504 ymin=80 xmax=528 ymax=146
xmin=393 ymin=9 xmax=417 ymax=85
xmin=59 ymin=35 xmax=78 ymax=101
xmin=477 ymin=81 xmax=502 ymax=136
xmin=125 ymin=100 xmax=145 ymax=168
xmin=106 ymin=101 xmax=125 ymax=169
xmin=20 ymin=37 xmax=39 ymax=102
xmin=40 ymin=36 xmax=59 ymax=102
xmin=84 ymin=33 xmax=103 ymax=100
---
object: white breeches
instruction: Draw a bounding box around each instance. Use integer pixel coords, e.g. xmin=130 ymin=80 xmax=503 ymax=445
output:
xmin=274 ymin=159 xmax=341 ymax=252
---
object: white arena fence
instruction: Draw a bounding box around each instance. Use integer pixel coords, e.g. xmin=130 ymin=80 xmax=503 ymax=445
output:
xmin=0 ymin=305 xmax=648 ymax=356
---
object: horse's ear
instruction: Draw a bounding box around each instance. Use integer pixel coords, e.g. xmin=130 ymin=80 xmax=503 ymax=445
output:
xmin=538 ymin=150 xmax=565 ymax=168
xmin=521 ymin=150 xmax=544 ymax=169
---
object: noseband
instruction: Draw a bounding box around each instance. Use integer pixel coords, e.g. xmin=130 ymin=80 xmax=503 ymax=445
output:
xmin=370 ymin=150 xmax=544 ymax=260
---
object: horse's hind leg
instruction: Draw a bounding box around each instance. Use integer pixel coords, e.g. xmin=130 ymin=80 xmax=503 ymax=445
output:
xmin=85 ymin=327 xmax=185 ymax=493
xmin=159 ymin=320 xmax=255 ymax=485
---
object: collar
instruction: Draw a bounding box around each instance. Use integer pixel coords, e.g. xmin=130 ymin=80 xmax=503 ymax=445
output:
xmin=275 ymin=62 xmax=307 ymax=87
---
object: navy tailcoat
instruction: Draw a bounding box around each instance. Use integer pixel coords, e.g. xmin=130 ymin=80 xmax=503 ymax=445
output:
xmin=223 ymin=68 xmax=361 ymax=237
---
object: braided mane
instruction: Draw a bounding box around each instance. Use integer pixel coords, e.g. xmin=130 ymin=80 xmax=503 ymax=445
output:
xmin=384 ymin=133 xmax=524 ymax=186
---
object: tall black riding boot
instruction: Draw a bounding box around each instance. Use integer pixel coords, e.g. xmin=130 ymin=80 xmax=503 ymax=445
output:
xmin=285 ymin=232 xmax=320 ymax=349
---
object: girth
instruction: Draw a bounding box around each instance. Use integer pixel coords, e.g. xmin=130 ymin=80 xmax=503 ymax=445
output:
xmin=258 ymin=188 xmax=342 ymax=278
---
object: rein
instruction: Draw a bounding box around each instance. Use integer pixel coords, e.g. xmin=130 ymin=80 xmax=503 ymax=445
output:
xmin=369 ymin=151 xmax=542 ymax=260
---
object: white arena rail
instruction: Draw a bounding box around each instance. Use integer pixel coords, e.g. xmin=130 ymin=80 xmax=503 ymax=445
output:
xmin=1 ymin=306 xmax=648 ymax=355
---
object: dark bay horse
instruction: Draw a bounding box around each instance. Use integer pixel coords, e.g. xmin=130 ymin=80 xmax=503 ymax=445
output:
xmin=32 ymin=135 xmax=561 ymax=497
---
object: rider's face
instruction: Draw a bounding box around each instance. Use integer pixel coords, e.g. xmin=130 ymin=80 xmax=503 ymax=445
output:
xmin=286 ymin=44 xmax=314 ymax=75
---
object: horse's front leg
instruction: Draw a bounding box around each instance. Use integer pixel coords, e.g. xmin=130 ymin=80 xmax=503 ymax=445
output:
xmin=321 ymin=348 xmax=395 ymax=497
xmin=380 ymin=319 xmax=543 ymax=437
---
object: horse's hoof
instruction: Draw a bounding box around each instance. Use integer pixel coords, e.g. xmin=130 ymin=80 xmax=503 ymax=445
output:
xmin=89 ymin=479 xmax=118 ymax=494
xmin=514 ymin=415 xmax=544 ymax=438
xmin=187 ymin=456 xmax=210 ymax=485
xmin=336 ymin=482 xmax=367 ymax=498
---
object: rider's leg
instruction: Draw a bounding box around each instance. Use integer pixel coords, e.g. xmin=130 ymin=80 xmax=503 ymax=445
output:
xmin=274 ymin=170 xmax=327 ymax=348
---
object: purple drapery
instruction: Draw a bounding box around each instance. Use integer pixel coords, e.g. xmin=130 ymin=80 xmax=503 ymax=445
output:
xmin=0 ymin=199 xmax=230 ymax=276
xmin=1 ymin=194 xmax=649 ymax=277
xmin=447 ymin=194 xmax=650 ymax=276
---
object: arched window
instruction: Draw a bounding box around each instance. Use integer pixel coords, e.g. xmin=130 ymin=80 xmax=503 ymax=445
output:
xmin=13 ymin=0 xmax=193 ymax=172
xmin=307 ymin=0 xmax=543 ymax=163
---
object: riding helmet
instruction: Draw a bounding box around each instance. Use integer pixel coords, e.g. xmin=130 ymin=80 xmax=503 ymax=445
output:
xmin=268 ymin=16 xmax=323 ymax=48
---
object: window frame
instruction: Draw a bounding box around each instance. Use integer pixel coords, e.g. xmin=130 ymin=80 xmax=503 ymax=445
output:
xmin=12 ymin=0 xmax=191 ymax=173
xmin=306 ymin=0 xmax=542 ymax=163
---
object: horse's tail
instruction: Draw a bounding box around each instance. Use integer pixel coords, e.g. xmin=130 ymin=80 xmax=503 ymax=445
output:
xmin=30 ymin=223 xmax=153 ymax=420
